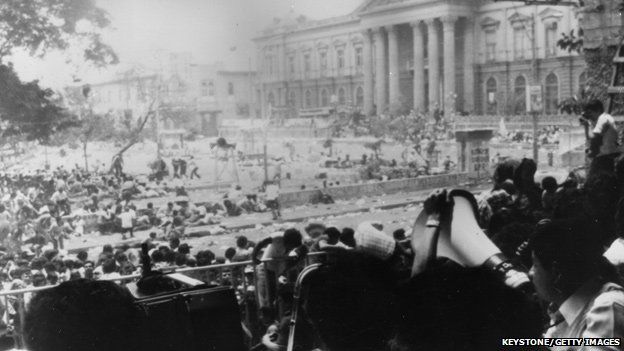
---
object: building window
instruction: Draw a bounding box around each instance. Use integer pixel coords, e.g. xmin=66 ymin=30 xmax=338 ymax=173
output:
xmin=208 ymin=80 xmax=215 ymax=96
xmin=337 ymin=49 xmax=345 ymax=71
xmin=288 ymin=91 xmax=296 ymax=106
xmin=228 ymin=82 xmax=234 ymax=96
xmin=355 ymin=47 xmax=363 ymax=67
xmin=319 ymin=51 xmax=328 ymax=76
xmin=201 ymin=80 xmax=208 ymax=96
xmin=545 ymin=73 xmax=559 ymax=115
xmin=267 ymin=92 xmax=275 ymax=107
xmin=545 ymin=22 xmax=558 ymax=57
xmin=266 ymin=55 xmax=274 ymax=75
xmin=486 ymin=77 xmax=498 ymax=115
xmin=514 ymin=76 xmax=527 ymax=115
xmin=355 ymin=86 xmax=364 ymax=107
xmin=338 ymin=87 xmax=346 ymax=104
xmin=304 ymin=53 xmax=311 ymax=73
xmin=485 ymin=30 xmax=497 ymax=62
xmin=288 ymin=55 xmax=295 ymax=74
xmin=579 ymin=71 xmax=587 ymax=97
xmin=305 ymin=90 xmax=313 ymax=108
xmin=320 ymin=89 xmax=329 ymax=107
xmin=513 ymin=26 xmax=526 ymax=59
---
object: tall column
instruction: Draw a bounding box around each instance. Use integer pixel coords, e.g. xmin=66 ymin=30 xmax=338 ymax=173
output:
xmin=373 ymin=27 xmax=387 ymax=114
xmin=362 ymin=29 xmax=374 ymax=115
xmin=411 ymin=21 xmax=425 ymax=111
xmin=386 ymin=25 xmax=400 ymax=109
xmin=463 ymin=18 xmax=475 ymax=112
xmin=425 ymin=19 xmax=440 ymax=111
xmin=442 ymin=15 xmax=457 ymax=114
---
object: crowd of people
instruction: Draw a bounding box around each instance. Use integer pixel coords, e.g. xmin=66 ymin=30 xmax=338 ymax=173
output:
xmin=496 ymin=125 xmax=563 ymax=146
xmin=7 ymin=99 xmax=624 ymax=351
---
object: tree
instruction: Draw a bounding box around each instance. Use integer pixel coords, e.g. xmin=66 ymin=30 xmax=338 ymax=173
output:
xmin=0 ymin=0 xmax=117 ymax=66
xmin=0 ymin=63 xmax=77 ymax=143
xmin=0 ymin=0 xmax=117 ymax=142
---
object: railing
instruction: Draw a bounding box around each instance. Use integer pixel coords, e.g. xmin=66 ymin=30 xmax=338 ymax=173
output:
xmin=454 ymin=114 xmax=577 ymax=132
xmin=0 ymin=252 xmax=329 ymax=349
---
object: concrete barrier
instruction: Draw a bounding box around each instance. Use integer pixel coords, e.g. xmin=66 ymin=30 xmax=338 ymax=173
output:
xmin=279 ymin=173 xmax=470 ymax=207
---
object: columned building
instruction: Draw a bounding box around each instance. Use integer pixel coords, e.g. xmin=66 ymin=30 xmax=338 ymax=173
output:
xmin=254 ymin=0 xmax=586 ymax=116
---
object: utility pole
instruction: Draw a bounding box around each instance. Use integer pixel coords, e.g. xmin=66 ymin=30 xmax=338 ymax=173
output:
xmin=494 ymin=0 xmax=579 ymax=164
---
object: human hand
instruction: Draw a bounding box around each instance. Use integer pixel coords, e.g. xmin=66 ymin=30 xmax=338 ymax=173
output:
xmin=423 ymin=189 xmax=453 ymax=217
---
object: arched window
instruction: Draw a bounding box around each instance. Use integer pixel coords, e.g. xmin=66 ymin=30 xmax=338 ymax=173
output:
xmin=514 ymin=75 xmax=527 ymax=115
xmin=208 ymin=80 xmax=215 ymax=96
xmin=267 ymin=92 xmax=275 ymax=107
xmin=338 ymin=88 xmax=346 ymax=104
xmin=305 ymin=90 xmax=313 ymax=108
xmin=485 ymin=77 xmax=498 ymax=115
xmin=355 ymin=86 xmax=364 ymax=107
xmin=545 ymin=73 xmax=559 ymax=115
xmin=320 ymin=89 xmax=329 ymax=107
xmin=579 ymin=71 xmax=587 ymax=97
xmin=288 ymin=91 xmax=297 ymax=106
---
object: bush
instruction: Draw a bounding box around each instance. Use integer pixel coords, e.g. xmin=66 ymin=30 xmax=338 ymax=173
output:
xmin=59 ymin=149 xmax=67 ymax=157
xmin=68 ymin=141 xmax=79 ymax=150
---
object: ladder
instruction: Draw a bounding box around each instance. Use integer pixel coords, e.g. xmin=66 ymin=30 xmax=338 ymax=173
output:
xmin=607 ymin=38 xmax=624 ymax=114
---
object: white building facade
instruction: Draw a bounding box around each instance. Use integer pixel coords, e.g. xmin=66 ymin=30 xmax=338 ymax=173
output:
xmin=254 ymin=0 xmax=586 ymax=116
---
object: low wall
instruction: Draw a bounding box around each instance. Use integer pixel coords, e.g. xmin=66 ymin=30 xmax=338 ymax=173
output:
xmin=279 ymin=173 xmax=469 ymax=207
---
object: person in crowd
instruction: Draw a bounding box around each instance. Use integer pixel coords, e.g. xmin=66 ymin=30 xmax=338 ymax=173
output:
xmin=23 ymin=279 xmax=143 ymax=351
xmin=189 ymin=156 xmax=200 ymax=179
xmin=582 ymin=99 xmax=621 ymax=174
xmin=264 ymin=181 xmax=281 ymax=220
xmin=118 ymin=206 xmax=135 ymax=240
xmin=541 ymin=176 xmax=558 ymax=215
xmin=529 ymin=218 xmax=624 ymax=345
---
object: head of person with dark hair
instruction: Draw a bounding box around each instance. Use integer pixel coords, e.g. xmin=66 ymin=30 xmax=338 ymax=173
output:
xmin=195 ymin=250 xmax=215 ymax=266
xmin=169 ymin=237 xmax=180 ymax=250
xmin=178 ymin=243 xmax=191 ymax=255
xmin=236 ymin=235 xmax=248 ymax=249
xmin=513 ymin=158 xmax=537 ymax=191
xmin=150 ymin=250 xmax=164 ymax=263
xmin=24 ymin=279 xmax=143 ymax=351
xmin=324 ymin=227 xmax=342 ymax=244
xmin=283 ymin=228 xmax=303 ymax=251
xmin=541 ymin=176 xmax=558 ymax=194
xmin=340 ymin=227 xmax=356 ymax=248
xmin=224 ymin=247 xmax=236 ymax=261
xmin=529 ymin=218 xmax=620 ymax=305
xmin=303 ymin=250 xmax=400 ymax=351
xmin=32 ymin=271 xmax=47 ymax=287
xmin=30 ymin=257 xmax=48 ymax=271
xmin=102 ymin=244 xmax=114 ymax=254
xmin=552 ymin=188 xmax=585 ymax=219
xmin=174 ymin=252 xmax=187 ymax=266
xmin=42 ymin=249 xmax=59 ymax=262
xmin=389 ymin=263 xmax=544 ymax=351
xmin=492 ymin=158 xmax=520 ymax=189
xmin=101 ymin=258 xmax=117 ymax=274
xmin=77 ymin=250 xmax=88 ymax=262
xmin=584 ymin=98 xmax=605 ymax=122
xmin=392 ymin=228 xmax=406 ymax=241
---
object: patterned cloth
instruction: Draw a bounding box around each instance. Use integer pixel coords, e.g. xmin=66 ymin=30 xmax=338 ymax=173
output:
xmin=354 ymin=222 xmax=396 ymax=260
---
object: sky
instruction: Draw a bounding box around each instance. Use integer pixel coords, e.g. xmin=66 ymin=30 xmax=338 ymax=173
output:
xmin=11 ymin=0 xmax=363 ymax=89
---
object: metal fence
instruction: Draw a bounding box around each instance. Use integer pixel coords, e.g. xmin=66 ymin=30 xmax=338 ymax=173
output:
xmin=0 ymin=252 xmax=328 ymax=350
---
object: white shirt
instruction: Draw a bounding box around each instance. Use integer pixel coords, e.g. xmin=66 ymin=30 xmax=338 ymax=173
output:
xmin=605 ymin=238 xmax=624 ymax=265
xmin=545 ymin=279 xmax=624 ymax=350
xmin=265 ymin=184 xmax=279 ymax=201
xmin=118 ymin=211 xmax=134 ymax=229
xmin=593 ymin=113 xmax=619 ymax=156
